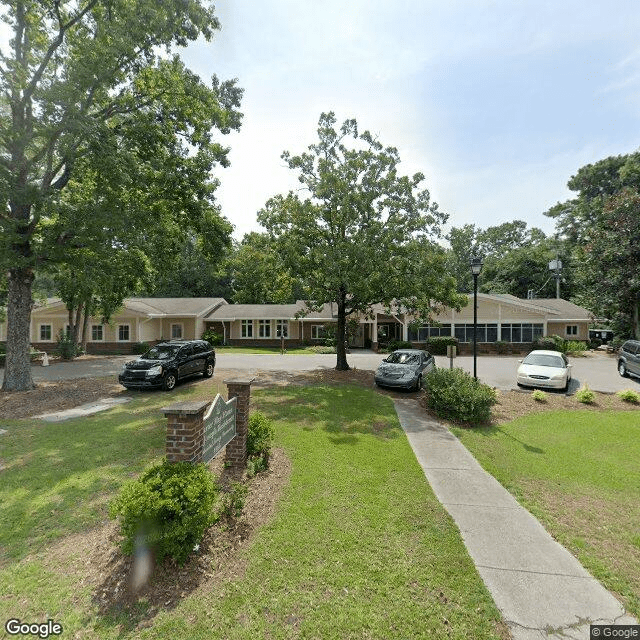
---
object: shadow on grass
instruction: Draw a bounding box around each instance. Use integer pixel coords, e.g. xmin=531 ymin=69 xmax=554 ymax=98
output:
xmin=471 ymin=423 xmax=545 ymax=454
xmin=254 ymin=384 xmax=402 ymax=442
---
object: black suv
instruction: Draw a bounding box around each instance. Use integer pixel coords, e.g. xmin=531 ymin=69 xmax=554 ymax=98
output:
xmin=618 ymin=340 xmax=640 ymax=379
xmin=118 ymin=340 xmax=215 ymax=391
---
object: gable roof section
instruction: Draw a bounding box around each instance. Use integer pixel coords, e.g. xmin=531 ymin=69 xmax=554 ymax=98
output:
xmin=126 ymin=298 xmax=226 ymax=317
xmin=523 ymin=298 xmax=593 ymax=321
xmin=206 ymin=303 xmax=303 ymax=321
xmin=33 ymin=297 xmax=227 ymax=318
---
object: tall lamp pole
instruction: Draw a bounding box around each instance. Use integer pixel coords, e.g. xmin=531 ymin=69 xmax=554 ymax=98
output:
xmin=470 ymin=257 xmax=484 ymax=380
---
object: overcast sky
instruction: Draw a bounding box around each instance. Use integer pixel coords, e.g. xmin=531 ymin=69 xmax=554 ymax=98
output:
xmin=181 ymin=1 xmax=640 ymax=241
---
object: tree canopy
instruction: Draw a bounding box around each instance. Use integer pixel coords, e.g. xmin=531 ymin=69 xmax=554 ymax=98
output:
xmin=0 ymin=0 xmax=242 ymax=390
xmin=258 ymin=112 xmax=465 ymax=370
xmin=545 ymin=152 xmax=640 ymax=338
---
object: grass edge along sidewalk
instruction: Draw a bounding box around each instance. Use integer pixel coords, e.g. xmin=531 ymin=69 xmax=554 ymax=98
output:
xmin=1 ymin=382 xmax=509 ymax=639
xmin=451 ymin=409 xmax=640 ymax=619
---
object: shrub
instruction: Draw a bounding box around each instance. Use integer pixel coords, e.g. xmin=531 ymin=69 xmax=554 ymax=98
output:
xmin=247 ymin=411 xmax=275 ymax=463
xmin=617 ymin=389 xmax=640 ymax=404
xmin=575 ymin=385 xmax=596 ymax=404
xmin=219 ymin=482 xmax=248 ymax=519
xmin=132 ymin=341 xmax=149 ymax=355
xmin=201 ymin=328 xmax=224 ymax=346
xmin=308 ymin=345 xmax=336 ymax=354
xmin=55 ymin=330 xmax=78 ymax=360
xmin=531 ymin=389 xmax=547 ymax=402
xmin=494 ymin=340 xmax=510 ymax=354
xmin=109 ymin=459 xmax=218 ymax=565
xmin=426 ymin=336 xmax=458 ymax=356
xmin=536 ymin=335 xmax=568 ymax=353
xmin=388 ymin=340 xmax=414 ymax=351
xmin=565 ymin=341 xmax=587 ymax=355
xmin=423 ymin=367 xmax=497 ymax=424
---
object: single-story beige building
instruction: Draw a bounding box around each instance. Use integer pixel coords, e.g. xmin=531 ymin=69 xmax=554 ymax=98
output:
xmin=0 ymin=294 xmax=593 ymax=354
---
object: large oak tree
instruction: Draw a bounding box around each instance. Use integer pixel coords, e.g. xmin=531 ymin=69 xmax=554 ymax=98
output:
xmin=258 ymin=112 xmax=465 ymax=370
xmin=0 ymin=0 xmax=241 ymax=390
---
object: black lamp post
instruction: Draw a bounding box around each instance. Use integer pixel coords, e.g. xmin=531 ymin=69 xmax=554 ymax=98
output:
xmin=470 ymin=257 xmax=483 ymax=379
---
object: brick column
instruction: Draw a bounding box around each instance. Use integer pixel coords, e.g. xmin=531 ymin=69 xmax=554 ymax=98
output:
xmin=224 ymin=378 xmax=254 ymax=476
xmin=162 ymin=400 xmax=211 ymax=463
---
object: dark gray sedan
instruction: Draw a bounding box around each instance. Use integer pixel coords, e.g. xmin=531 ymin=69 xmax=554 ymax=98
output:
xmin=374 ymin=349 xmax=435 ymax=390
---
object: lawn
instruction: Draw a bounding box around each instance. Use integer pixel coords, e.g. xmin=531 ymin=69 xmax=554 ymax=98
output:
xmin=451 ymin=410 xmax=640 ymax=617
xmin=215 ymin=346 xmax=323 ymax=355
xmin=0 ymin=382 xmax=506 ymax=639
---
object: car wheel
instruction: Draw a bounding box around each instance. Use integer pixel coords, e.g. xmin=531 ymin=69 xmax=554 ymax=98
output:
xmin=562 ymin=378 xmax=569 ymax=392
xmin=162 ymin=372 xmax=177 ymax=391
xmin=414 ymin=375 xmax=423 ymax=391
xmin=618 ymin=362 xmax=628 ymax=378
xmin=203 ymin=362 xmax=215 ymax=378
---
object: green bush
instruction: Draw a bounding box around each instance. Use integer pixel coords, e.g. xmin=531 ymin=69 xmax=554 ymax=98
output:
xmin=219 ymin=482 xmax=248 ymax=519
xmin=494 ymin=340 xmax=510 ymax=354
xmin=388 ymin=340 xmax=414 ymax=351
xmin=426 ymin=336 xmax=458 ymax=356
xmin=308 ymin=345 xmax=336 ymax=354
xmin=617 ymin=389 xmax=640 ymax=404
xmin=423 ymin=367 xmax=497 ymax=424
xmin=109 ymin=459 xmax=218 ymax=565
xmin=565 ymin=341 xmax=587 ymax=355
xmin=531 ymin=389 xmax=547 ymax=402
xmin=201 ymin=328 xmax=224 ymax=346
xmin=575 ymin=385 xmax=596 ymax=404
xmin=132 ymin=341 xmax=149 ymax=355
xmin=247 ymin=411 xmax=275 ymax=464
xmin=55 ymin=330 xmax=78 ymax=360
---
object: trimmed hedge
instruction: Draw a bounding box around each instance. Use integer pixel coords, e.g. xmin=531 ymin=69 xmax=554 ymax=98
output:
xmin=426 ymin=336 xmax=458 ymax=356
xmin=424 ymin=367 xmax=497 ymax=424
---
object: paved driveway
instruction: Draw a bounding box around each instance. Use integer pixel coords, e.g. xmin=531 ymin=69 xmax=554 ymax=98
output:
xmin=1 ymin=350 xmax=637 ymax=394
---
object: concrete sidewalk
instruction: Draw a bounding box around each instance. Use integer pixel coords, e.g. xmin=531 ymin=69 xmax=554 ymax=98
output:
xmin=393 ymin=398 xmax=637 ymax=640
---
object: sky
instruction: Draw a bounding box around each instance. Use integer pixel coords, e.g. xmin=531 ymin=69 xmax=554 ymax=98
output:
xmin=176 ymin=1 xmax=640 ymax=242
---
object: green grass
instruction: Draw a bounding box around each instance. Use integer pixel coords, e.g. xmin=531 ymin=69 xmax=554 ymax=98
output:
xmin=451 ymin=410 xmax=640 ymax=617
xmin=0 ymin=382 xmax=506 ymax=639
xmin=215 ymin=346 xmax=320 ymax=354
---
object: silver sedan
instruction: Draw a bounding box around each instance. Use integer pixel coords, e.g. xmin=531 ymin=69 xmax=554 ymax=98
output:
xmin=374 ymin=349 xmax=435 ymax=390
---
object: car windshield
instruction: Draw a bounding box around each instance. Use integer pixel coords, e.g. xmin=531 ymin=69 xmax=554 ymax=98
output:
xmin=386 ymin=352 xmax=419 ymax=365
xmin=143 ymin=345 xmax=181 ymax=360
xmin=523 ymin=354 xmax=565 ymax=368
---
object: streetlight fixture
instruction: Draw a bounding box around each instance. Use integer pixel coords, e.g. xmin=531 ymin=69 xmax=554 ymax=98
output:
xmin=470 ymin=257 xmax=483 ymax=380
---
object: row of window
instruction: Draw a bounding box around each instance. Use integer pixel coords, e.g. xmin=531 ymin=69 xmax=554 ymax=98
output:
xmin=408 ymin=323 xmax=548 ymax=343
xmin=38 ymin=323 xmax=184 ymax=342
xmin=241 ymin=320 xmax=289 ymax=339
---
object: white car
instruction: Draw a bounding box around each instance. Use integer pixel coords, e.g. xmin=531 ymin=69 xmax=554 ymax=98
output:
xmin=516 ymin=350 xmax=572 ymax=391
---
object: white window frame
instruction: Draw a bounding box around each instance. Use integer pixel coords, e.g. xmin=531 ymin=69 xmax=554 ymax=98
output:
xmin=171 ymin=323 xmax=183 ymax=339
xmin=117 ymin=324 xmax=130 ymax=342
xmin=258 ymin=319 xmax=272 ymax=338
xmin=39 ymin=324 xmax=53 ymax=342
xmin=311 ymin=325 xmax=326 ymax=340
xmin=276 ymin=320 xmax=289 ymax=339
xmin=91 ymin=324 xmax=104 ymax=342
xmin=241 ymin=320 xmax=253 ymax=338
xmin=566 ymin=325 xmax=578 ymax=336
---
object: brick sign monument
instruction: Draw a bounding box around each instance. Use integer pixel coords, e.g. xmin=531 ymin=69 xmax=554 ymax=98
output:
xmin=162 ymin=378 xmax=254 ymax=476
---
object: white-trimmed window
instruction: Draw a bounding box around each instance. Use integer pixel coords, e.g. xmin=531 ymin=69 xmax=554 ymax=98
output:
xmin=566 ymin=325 xmax=578 ymax=336
xmin=91 ymin=325 xmax=103 ymax=341
xmin=39 ymin=324 xmax=52 ymax=341
xmin=241 ymin=320 xmax=253 ymax=338
xmin=276 ymin=320 xmax=289 ymax=338
xmin=171 ymin=323 xmax=183 ymax=339
xmin=118 ymin=324 xmax=130 ymax=341
xmin=311 ymin=325 xmax=326 ymax=340
xmin=259 ymin=319 xmax=271 ymax=338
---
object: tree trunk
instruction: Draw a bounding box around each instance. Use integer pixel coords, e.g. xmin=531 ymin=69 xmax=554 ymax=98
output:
xmin=633 ymin=298 xmax=640 ymax=340
xmin=81 ymin=300 xmax=90 ymax=353
xmin=335 ymin=287 xmax=350 ymax=371
xmin=73 ymin=304 xmax=82 ymax=345
xmin=2 ymin=267 xmax=35 ymax=391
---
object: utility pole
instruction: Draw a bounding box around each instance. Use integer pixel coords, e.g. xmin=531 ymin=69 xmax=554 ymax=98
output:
xmin=548 ymin=256 xmax=563 ymax=299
